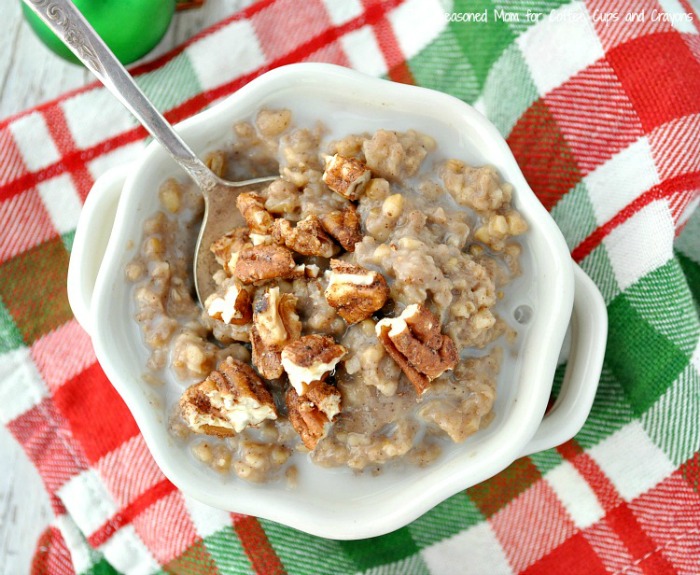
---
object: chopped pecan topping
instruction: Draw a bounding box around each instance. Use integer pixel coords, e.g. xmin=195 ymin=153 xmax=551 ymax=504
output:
xmin=179 ymin=357 xmax=277 ymax=436
xmin=281 ymin=334 xmax=347 ymax=395
xmin=210 ymin=227 xmax=250 ymax=274
xmin=236 ymin=192 xmax=275 ymax=234
xmin=250 ymin=287 xmax=301 ymax=380
xmin=253 ymin=287 xmax=301 ymax=349
xmin=272 ymin=215 xmax=340 ymax=258
xmin=376 ymin=304 xmax=458 ymax=395
xmin=205 ymin=281 xmax=252 ymax=325
xmin=249 ymin=232 xmax=275 ymax=246
xmin=324 ymin=260 xmax=390 ymax=324
xmin=286 ymin=381 xmax=342 ymax=450
xmin=299 ymin=263 xmax=320 ymax=278
xmin=322 ymin=154 xmax=371 ymax=200
xmin=233 ymin=244 xmax=297 ymax=284
xmin=319 ymin=206 xmax=363 ymax=252
xmin=250 ymin=327 xmax=284 ymax=380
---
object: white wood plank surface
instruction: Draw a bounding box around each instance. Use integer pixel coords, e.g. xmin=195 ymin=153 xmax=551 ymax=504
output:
xmin=0 ymin=2 xmax=252 ymax=573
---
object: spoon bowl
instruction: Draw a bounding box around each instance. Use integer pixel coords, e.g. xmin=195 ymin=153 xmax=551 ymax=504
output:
xmin=23 ymin=0 xmax=275 ymax=304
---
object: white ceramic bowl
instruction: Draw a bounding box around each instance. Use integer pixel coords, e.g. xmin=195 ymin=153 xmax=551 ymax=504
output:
xmin=68 ymin=64 xmax=607 ymax=539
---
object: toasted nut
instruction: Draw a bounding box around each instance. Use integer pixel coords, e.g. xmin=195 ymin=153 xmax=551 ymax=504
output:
xmin=376 ymin=326 xmax=429 ymax=394
xmin=286 ymin=381 xmax=342 ymax=450
xmin=253 ymin=287 xmax=301 ymax=349
xmin=179 ymin=357 xmax=277 ymax=436
xmin=322 ymin=154 xmax=371 ymax=200
xmin=402 ymin=303 xmax=444 ymax=350
xmin=376 ymin=304 xmax=458 ymax=395
xmin=319 ymin=206 xmax=363 ymax=252
xmin=272 ymin=215 xmax=340 ymax=258
xmin=305 ymin=380 xmax=342 ymax=421
xmin=205 ymin=281 xmax=253 ymax=325
xmin=388 ymin=305 xmax=458 ymax=380
xmin=281 ymin=334 xmax=347 ymax=395
xmin=211 ymin=228 xmax=251 ymax=274
xmin=250 ymin=287 xmax=301 ymax=380
xmin=324 ymin=260 xmax=390 ymax=324
xmin=234 ymin=244 xmax=297 ymax=284
xmin=302 ymin=264 xmax=320 ymax=278
xmin=250 ymin=326 xmax=284 ymax=380
xmin=249 ymin=233 xmax=275 ymax=246
xmin=237 ymin=192 xmax=275 ymax=234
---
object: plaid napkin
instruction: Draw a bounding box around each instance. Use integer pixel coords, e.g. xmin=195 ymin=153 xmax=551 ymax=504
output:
xmin=2 ymin=0 xmax=700 ymax=573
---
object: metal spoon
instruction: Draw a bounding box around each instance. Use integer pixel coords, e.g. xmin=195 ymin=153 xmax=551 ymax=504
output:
xmin=24 ymin=0 xmax=275 ymax=303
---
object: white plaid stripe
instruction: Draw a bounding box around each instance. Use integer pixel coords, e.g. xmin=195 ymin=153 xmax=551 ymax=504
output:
xmin=588 ymin=420 xmax=676 ymax=502
xmin=0 ymin=347 xmax=48 ymax=423
xmin=603 ymin=200 xmax=675 ymax=291
xmin=584 ymin=137 xmax=659 ymax=225
xmin=61 ymin=89 xmax=137 ymax=150
xmin=87 ymin=141 xmax=144 ymax=181
xmin=8 ymin=112 xmax=61 ymax=171
xmin=185 ymin=19 xmax=265 ymax=91
xmin=182 ymin=494 xmax=233 ymax=539
xmin=517 ymin=1 xmax=605 ymax=95
xmin=388 ymin=0 xmax=447 ymax=60
xmin=340 ymin=26 xmax=388 ymax=76
xmin=57 ymin=469 xmax=119 ymax=536
xmin=657 ymin=0 xmax=698 ymax=33
xmin=37 ymin=174 xmax=83 ymax=236
xmin=321 ymin=0 xmax=363 ymax=25
xmin=55 ymin=514 xmax=94 ymax=574
xmin=99 ymin=525 xmax=160 ymax=575
xmin=546 ymin=461 xmax=605 ymax=529
xmin=421 ymin=522 xmax=514 ymax=575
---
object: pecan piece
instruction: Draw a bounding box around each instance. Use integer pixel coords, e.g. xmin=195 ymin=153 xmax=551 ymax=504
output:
xmin=254 ymin=287 xmax=301 ymax=349
xmin=233 ymin=244 xmax=297 ymax=284
xmin=286 ymin=381 xmax=342 ymax=450
xmin=205 ymin=280 xmax=252 ymax=325
xmin=319 ymin=206 xmax=363 ymax=252
xmin=272 ymin=215 xmax=340 ymax=258
xmin=322 ymin=154 xmax=371 ymax=200
xmin=324 ymin=260 xmax=390 ymax=324
xmin=210 ymin=227 xmax=250 ymax=274
xmin=281 ymin=334 xmax=347 ymax=395
xmin=179 ymin=357 xmax=277 ymax=436
xmin=250 ymin=287 xmax=301 ymax=379
xmin=236 ymin=192 xmax=274 ymax=234
xmin=250 ymin=327 xmax=284 ymax=380
xmin=376 ymin=304 xmax=458 ymax=395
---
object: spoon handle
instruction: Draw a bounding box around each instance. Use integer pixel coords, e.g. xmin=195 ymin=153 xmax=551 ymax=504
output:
xmin=23 ymin=0 xmax=218 ymax=192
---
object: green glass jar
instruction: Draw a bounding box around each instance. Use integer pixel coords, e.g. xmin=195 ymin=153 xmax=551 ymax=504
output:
xmin=22 ymin=0 xmax=176 ymax=65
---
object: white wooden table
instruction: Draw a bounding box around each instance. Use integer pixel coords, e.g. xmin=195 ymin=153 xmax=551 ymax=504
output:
xmin=0 ymin=2 xmax=251 ymax=572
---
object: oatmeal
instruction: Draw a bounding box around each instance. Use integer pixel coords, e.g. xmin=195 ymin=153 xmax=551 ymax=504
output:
xmin=127 ymin=109 xmax=527 ymax=482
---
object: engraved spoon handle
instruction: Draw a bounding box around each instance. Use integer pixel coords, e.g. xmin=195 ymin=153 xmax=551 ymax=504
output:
xmin=23 ymin=0 xmax=218 ymax=192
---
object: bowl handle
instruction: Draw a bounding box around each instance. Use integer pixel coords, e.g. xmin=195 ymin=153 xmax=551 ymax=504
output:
xmin=67 ymin=166 xmax=130 ymax=336
xmin=519 ymin=264 xmax=608 ymax=457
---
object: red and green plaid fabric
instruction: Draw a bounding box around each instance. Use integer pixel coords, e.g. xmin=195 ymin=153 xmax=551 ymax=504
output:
xmin=2 ymin=0 xmax=700 ymax=573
